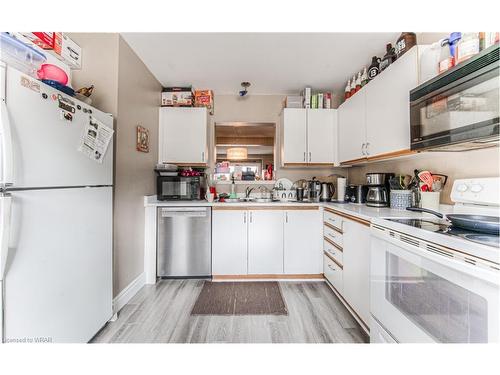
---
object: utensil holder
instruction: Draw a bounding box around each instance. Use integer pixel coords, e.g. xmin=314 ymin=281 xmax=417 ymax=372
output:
xmin=420 ymin=191 xmax=440 ymax=212
xmin=390 ymin=190 xmax=412 ymax=210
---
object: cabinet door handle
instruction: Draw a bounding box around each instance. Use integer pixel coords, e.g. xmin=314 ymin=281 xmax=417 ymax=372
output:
xmin=366 ymin=142 xmax=370 ymax=155
xmin=309 ymin=151 xmax=312 ymax=162
xmin=303 ymin=152 xmax=306 ymax=162
xmin=249 ymin=212 xmax=252 ymax=223
xmin=285 ymin=212 xmax=288 ymax=223
xmin=201 ymin=151 xmax=205 ymax=162
xmin=244 ymin=212 xmax=247 ymax=224
xmin=361 ymin=143 xmax=366 ymax=155
xmin=328 ymin=264 xmax=336 ymax=271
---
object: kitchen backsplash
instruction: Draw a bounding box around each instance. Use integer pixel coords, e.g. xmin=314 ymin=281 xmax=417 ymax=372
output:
xmin=347 ymin=147 xmax=500 ymax=204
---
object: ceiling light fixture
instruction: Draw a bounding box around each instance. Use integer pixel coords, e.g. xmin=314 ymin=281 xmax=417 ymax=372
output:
xmin=227 ymin=147 xmax=248 ymax=160
xmin=239 ymin=82 xmax=251 ymax=97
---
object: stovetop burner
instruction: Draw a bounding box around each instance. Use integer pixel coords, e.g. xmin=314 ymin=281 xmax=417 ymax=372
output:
xmin=386 ymin=218 xmax=500 ymax=248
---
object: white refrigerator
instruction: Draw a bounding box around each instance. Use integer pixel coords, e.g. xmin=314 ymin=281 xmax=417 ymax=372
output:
xmin=0 ymin=62 xmax=113 ymax=343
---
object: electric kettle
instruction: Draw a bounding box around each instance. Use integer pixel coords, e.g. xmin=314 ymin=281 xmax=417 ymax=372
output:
xmin=320 ymin=182 xmax=335 ymax=202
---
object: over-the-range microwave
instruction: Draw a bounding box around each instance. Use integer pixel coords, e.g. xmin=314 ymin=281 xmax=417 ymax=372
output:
xmin=410 ymin=44 xmax=499 ymax=151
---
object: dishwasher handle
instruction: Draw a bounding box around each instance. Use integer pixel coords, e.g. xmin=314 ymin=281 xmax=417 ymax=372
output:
xmin=160 ymin=207 xmax=209 ymax=218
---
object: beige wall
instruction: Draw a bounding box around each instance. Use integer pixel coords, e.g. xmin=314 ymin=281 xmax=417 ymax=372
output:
xmin=347 ymin=147 xmax=500 ymax=204
xmin=210 ymin=95 xmax=345 ymax=193
xmin=69 ymin=33 xmax=161 ymax=296
xmin=70 ymin=33 xmax=119 ymax=117
xmin=113 ymin=36 xmax=161 ymax=294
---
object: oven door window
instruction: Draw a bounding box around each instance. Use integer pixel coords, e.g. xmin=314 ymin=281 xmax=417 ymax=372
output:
xmin=385 ymin=252 xmax=488 ymax=343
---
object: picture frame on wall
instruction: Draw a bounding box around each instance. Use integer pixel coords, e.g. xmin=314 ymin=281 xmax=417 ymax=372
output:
xmin=136 ymin=125 xmax=149 ymax=153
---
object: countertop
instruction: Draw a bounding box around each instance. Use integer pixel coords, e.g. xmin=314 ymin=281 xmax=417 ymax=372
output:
xmin=144 ymin=195 xmax=452 ymax=222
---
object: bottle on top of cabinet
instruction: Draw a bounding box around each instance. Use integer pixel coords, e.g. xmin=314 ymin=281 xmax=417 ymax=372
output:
xmin=344 ymin=79 xmax=351 ymax=100
xmin=438 ymin=32 xmax=461 ymax=74
xmin=380 ymin=43 xmax=397 ymax=71
xmin=395 ymin=32 xmax=417 ymax=58
xmin=368 ymin=56 xmax=381 ymax=80
xmin=350 ymin=75 xmax=356 ymax=96
xmin=360 ymin=67 xmax=369 ymax=87
xmin=355 ymin=72 xmax=362 ymax=92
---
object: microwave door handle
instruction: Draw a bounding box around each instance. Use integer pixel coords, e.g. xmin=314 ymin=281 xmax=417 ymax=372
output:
xmin=0 ymin=195 xmax=12 ymax=281
xmin=378 ymin=231 xmax=499 ymax=285
xmin=0 ymin=100 xmax=14 ymax=187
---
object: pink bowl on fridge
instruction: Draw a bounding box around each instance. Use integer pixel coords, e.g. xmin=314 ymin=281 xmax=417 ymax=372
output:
xmin=37 ymin=64 xmax=68 ymax=86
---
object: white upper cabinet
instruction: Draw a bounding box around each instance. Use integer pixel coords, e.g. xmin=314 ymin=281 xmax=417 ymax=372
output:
xmin=159 ymin=107 xmax=208 ymax=165
xmin=281 ymin=108 xmax=337 ymax=166
xmin=283 ymin=209 xmax=322 ymax=274
xmin=307 ymin=109 xmax=338 ymax=164
xmin=247 ymin=210 xmax=284 ymax=275
xmin=338 ymin=89 xmax=366 ymax=163
xmin=364 ymin=47 xmax=419 ymax=157
xmin=337 ymin=46 xmax=424 ymax=164
xmin=282 ymin=108 xmax=308 ymax=164
xmin=212 ymin=210 xmax=248 ymax=275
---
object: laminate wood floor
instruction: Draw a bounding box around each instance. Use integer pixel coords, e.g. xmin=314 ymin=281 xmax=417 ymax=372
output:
xmin=91 ymin=280 xmax=368 ymax=343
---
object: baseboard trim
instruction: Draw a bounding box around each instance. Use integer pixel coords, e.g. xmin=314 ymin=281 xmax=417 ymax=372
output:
xmin=113 ymin=272 xmax=146 ymax=314
xmin=212 ymin=274 xmax=324 ymax=281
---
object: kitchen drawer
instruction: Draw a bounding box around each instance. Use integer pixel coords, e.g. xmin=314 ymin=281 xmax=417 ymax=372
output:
xmin=324 ymin=224 xmax=343 ymax=248
xmin=323 ymin=254 xmax=343 ymax=294
xmin=323 ymin=239 xmax=343 ymax=265
xmin=324 ymin=210 xmax=343 ymax=231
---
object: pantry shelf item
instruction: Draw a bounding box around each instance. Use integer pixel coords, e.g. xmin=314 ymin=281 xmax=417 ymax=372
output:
xmin=395 ymin=32 xmax=417 ymax=58
xmin=0 ymin=32 xmax=46 ymax=77
xmin=161 ymin=87 xmax=193 ymax=107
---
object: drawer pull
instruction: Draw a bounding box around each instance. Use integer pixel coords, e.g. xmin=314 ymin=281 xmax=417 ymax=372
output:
xmin=327 ymin=264 xmax=336 ymax=271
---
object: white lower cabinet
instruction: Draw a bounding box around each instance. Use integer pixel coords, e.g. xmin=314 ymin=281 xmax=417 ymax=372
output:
xmin=323 ymin=254 xmax=343 ymax=294
xmin=212 ymin=210 xmax=248 ymax=275
xmin=342 ymin=218 xmax=371 ymax=325
xmin=248 ymin=210 xmax=284 ymax=274
xmin=283 ymin=209 xmax=322 ymax=274
xmin=212 ymin=207 xmax=322 ymax=276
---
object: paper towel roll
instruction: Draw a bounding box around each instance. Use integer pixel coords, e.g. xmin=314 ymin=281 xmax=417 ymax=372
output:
xmin=337 ymin=178 xmax=347 ymax=201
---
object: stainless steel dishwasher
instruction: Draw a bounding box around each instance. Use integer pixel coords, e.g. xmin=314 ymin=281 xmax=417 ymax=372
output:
xmin=157 ymin=207 xmax=211 ymax=278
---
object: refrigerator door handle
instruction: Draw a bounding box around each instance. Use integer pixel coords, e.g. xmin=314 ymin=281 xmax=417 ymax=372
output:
xmin=0 ymin=194 xmax=12 ymax=281
xmin=0 ymin=100 xmax=14 ymax=187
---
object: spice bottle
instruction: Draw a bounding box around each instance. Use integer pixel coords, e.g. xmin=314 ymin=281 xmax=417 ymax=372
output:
xmin=395 ymin=32 xmax=417 ymax=58
xmin=368 ymin=56 xmax=381 ymax=80
xmin=380 ymin=43 xmax=397 ymax=71
xmin=344 ymin=79 xmax=351 ymax=100
xmin=361 ymin=67 xmax=368 ymax=87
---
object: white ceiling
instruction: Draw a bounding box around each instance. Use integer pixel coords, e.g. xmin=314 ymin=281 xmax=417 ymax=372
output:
xmin=121 ymin=32 xmax=401 ymax=96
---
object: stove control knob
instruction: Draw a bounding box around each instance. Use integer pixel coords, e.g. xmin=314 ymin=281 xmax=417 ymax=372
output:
xmin=470 ymin=184 xmax=483 ymax=193
xmin=456 ymin=184 xmax=468 ymax=192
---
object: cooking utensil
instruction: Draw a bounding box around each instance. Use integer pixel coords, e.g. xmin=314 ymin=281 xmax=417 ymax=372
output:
xmin=418 ymin=171 xmax=434 ymax=190
xmin=406 ymin=207 xmax=500 ymax=234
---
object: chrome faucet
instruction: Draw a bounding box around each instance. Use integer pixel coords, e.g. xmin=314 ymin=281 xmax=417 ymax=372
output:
xmin=245 ymin=187 xmax=255 ymax=198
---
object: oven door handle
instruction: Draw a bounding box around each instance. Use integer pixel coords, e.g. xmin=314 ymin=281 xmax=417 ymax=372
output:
xmin=374 ymin=232 xmax=499 ymax=285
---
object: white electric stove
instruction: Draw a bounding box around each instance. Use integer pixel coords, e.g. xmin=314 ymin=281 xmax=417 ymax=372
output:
xmin=369 ymin=177 xmax=500 ymax=343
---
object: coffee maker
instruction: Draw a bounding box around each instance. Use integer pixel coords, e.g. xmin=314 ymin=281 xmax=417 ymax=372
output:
xmin=307 ymin=178 xmax=322 ymax=202
xmin=365 ymin=173 xmax=394 ymax=207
